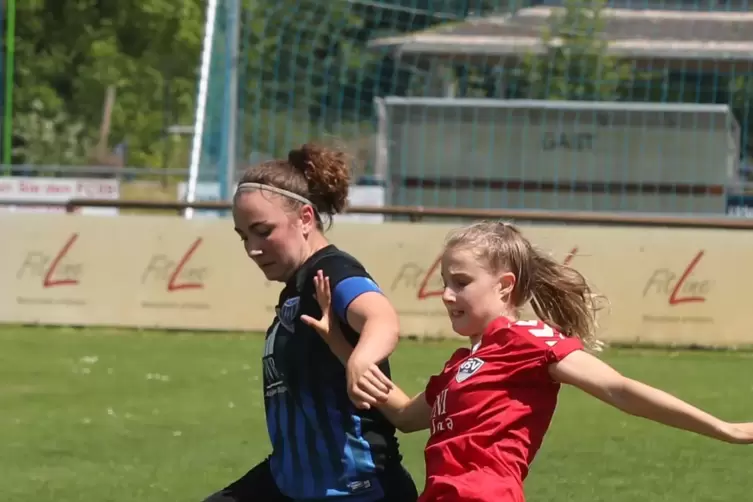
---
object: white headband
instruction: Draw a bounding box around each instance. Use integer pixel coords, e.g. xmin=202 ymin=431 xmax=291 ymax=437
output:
xmin=236 ymin=182 xmax=315 ymax=208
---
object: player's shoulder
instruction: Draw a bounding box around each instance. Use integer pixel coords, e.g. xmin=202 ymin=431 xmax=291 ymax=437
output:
xmin=429 ymin=346 xmax=472 ymax=380
xmin=310 ymin=246 xmax=369 ymax=279
xmin=437 ymin=347 xmax=473 ymax=374
xmin=291 ymin=245 xmax=371 ymax=296
xmin=489 ymin=318 xmax=567 ymax=350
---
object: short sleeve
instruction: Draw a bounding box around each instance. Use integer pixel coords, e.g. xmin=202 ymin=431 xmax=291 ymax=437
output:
xmin=331 ymin=277 xmax=382 ymax=321
xmin=311 ymin=254 xmax=383 ymax=322
xmin=545 ymin=336 xmax=584 ymax=364
xmin=504 ymin=321 xmax=584 ymax=367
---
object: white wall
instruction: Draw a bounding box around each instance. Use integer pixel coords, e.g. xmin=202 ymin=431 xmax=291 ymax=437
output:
xmin=385 ymin=103 xmax=737 ymax=214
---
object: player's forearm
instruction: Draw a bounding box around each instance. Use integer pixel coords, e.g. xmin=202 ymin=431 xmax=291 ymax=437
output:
xmin=327 ymin=333 xmax=354 ymax=366
xmin=350 ymin=317 xmax=399 ymax=365
xmin=377 ymin=386 xmax=413 ymax=427
xmin=377 ymin=388 xmax=430 ymax=433
xmin=610 ymin=378 xmax=733 ymax=442
xmin=326 ymin=324 xmax=425 ymax=432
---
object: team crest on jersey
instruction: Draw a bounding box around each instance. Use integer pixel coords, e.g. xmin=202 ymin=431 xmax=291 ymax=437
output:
xmin=456 ymin=357 xmax=485 ymax=383
xmin=278 ymin=296 xmax=300 ymax=332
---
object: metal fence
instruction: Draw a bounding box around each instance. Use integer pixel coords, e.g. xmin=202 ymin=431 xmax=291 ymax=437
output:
xmin=190 ymin=0 xmax=753 ymax=217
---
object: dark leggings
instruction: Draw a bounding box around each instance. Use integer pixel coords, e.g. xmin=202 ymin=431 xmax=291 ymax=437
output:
xmin=202 ymin=458 xmax=418 ymax=502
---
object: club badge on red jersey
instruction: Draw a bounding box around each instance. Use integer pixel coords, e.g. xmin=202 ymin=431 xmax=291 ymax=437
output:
xmin=456 ymin=357 xmax=485 ymax=383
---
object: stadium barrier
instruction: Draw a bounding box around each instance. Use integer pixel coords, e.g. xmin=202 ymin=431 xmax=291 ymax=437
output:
xmin=3 ymin=198 xmax=753 ymax=229
xmin=2 ymin=203 xmax=753 ymax=348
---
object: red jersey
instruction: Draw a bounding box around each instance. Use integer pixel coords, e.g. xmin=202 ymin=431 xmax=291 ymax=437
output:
xmin=420 ymin=317 xmax=583 ymax=502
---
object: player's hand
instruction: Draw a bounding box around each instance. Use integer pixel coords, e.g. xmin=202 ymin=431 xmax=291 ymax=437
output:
xmin=300 ymin=270 xmax=336 ymax=343
xmin=346 ymin=355 xmax=394 ymax=410
xmin=300 ymin=269 xmax=394 ymax=410
xmin=720 ymin=422 xmax=753 ymax=444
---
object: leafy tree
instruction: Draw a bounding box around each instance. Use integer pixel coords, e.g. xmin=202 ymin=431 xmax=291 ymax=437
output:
xmin=11 ymin=0 xmax=204 ymax=167
xmin=12 ymin=99 xmax=91 ymax=165
xmin=519 ymin=0 xmax=635 ymax=101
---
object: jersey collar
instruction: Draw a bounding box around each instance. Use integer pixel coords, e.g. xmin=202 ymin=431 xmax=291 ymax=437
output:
xmin=481 ymin=316 xmax=515 ymax=342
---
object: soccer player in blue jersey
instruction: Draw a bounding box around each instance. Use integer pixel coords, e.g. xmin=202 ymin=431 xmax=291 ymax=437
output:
xmin=202 ymin=143 xmax=418 ymax=502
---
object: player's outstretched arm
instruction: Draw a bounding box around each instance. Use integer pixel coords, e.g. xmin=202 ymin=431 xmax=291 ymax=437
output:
xmin=379 ymin=389 xmax=432 ymax=433
xmin=341 ymin=288 xmax=401 ymax=409
xmin=549 ymin=350 xmax=753 ymax=444
xmin=302 ymin=270 xmax=394 ymax=409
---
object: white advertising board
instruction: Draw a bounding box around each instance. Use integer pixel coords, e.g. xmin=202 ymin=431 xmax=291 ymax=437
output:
xmin=0 ymin=177 xmax=120 ymax=215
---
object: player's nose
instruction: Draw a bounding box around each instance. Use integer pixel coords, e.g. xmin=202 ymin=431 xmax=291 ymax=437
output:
xmin=244 ymin=237 xmax=263 ymax=258
xmin=441 ymin=287 xmax=455 ymax=304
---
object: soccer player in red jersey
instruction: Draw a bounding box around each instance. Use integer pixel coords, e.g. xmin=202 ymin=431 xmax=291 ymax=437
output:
xmin=302 ymin=220 xmax=753 ymax=502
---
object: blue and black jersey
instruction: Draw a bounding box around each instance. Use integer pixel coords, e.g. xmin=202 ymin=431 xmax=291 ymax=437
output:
xmin=262 ymin=244 xmax=403 ymax=501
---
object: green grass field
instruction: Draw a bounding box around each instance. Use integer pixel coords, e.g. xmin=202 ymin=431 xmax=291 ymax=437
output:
xmin=2 ymin=326 xmax=751 ymax=502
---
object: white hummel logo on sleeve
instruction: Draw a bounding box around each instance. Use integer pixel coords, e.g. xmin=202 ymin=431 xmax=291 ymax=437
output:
xmin=523 ymin=323 xmax=566 ymax=347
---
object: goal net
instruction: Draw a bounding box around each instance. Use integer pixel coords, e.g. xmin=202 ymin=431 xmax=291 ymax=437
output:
xmin=186 ymin=0 xmax=753 ymax=217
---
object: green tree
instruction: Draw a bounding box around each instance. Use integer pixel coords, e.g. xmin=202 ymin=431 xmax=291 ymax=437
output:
xmin=12 ymin=99 xmax=91 ymax=165
xmin=234 ymin=0 xmax=503 ymax=159
xmin=12 ymin=0 xmax=204 ymax=167
xmin=519 ymin=0 xmax=635 ymax=101
xmin=235 ymin=0 xmax=381 ymax=158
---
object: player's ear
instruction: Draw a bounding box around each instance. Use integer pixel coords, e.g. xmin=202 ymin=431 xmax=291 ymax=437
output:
xmin=298 ymin=204 xmax=317 ymax=236
xmin=498 ymin=272 xmax=516 ymax=302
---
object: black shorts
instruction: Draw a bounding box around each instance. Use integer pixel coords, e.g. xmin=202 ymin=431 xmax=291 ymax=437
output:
xmin=202 ymin=457 xmax=418 ymax=502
